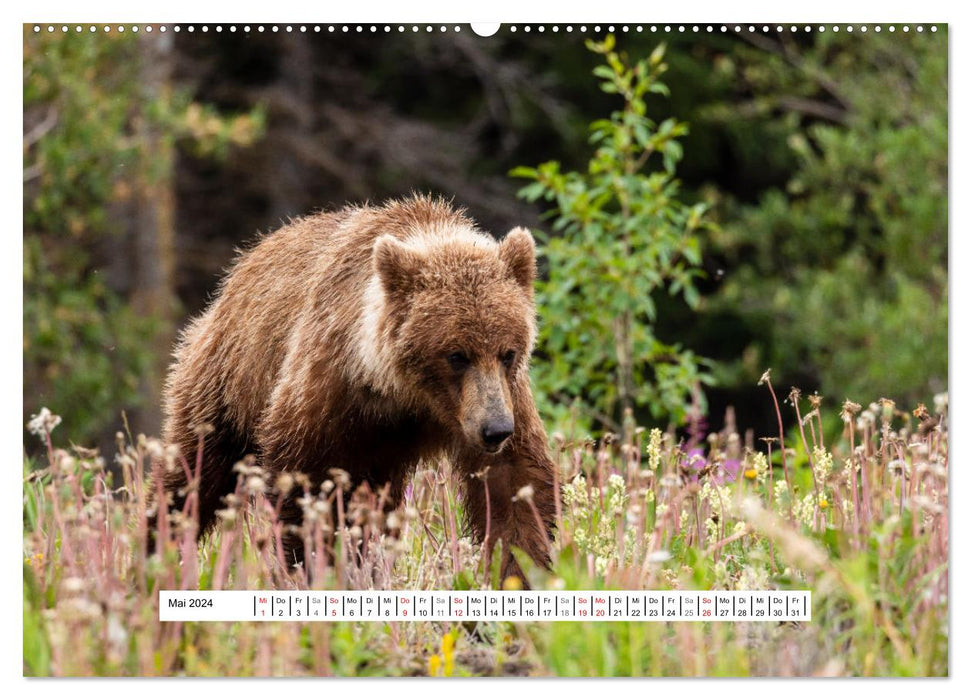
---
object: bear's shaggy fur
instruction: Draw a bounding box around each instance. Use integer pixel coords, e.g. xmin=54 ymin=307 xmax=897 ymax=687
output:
xmin=151 ymin=195 xmax=557 ymax=582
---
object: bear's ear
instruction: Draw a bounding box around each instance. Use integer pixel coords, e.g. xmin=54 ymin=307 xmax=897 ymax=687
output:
xmin=373 ymin=235 xmax=424 ymax=298
xmin=499 ymin=226 xmax=536 ymax=293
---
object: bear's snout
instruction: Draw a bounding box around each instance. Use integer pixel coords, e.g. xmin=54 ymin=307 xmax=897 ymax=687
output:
xmin=481 ymin=417 xmax=514 ymax=452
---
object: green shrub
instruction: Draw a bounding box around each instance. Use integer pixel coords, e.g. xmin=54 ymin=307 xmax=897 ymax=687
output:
xmin=513 ymin=36 xmax=713 ymax=432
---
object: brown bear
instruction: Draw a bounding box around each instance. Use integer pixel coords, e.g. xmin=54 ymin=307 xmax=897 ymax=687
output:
xmin=150 ymin=195 xmax=557 ymax=584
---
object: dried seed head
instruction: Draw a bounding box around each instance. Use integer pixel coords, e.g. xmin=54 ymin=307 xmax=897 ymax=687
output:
xmin=513 ymin=484 xmax=535 ymax=502
xmin=215 ymin=507 xmax=237 ymax=523
xmin=27 ymin=407 xmax=62 ymax=437
xmin=841 ymin=400 xmax=862 ymax=423
xmin=328 ymin=469 xmax=351 ymax=489
xmin=245 ymin=476 xmax=266 ymax=493
xmin=144 ymin=438 xmax=165 ymax=460
xmin=275 ymin=474 xmax=295 ymax=496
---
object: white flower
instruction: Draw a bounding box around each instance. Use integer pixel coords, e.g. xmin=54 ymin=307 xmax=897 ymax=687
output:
xmin=647 ymin=428 xmax=663 ymax=472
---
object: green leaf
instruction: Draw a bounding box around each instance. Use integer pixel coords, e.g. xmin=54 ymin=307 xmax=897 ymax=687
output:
xmin=649 ymin=42 xmax=667 ymax=67
xmin=508 ymin=165 xmax=538 ymax=179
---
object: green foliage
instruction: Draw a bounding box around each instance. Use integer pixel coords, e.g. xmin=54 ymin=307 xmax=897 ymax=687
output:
xmin=23 ymin=30 xmax=264 ymax=444
xmin=24 ymin=32 xmax=154 ymax=440
xmin=513 ymin=36 xmax=713 ymax=432
xmin=709 ymin=31 xmax=947 ymax=406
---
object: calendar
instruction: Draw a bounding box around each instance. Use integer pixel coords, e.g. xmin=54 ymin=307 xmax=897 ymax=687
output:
xmin=160 ymin=590 xmax=811 ymax=622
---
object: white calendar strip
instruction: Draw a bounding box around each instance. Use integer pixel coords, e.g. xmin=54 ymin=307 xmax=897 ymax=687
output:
xmin=160 ymin=590 xmax=811 ymax=622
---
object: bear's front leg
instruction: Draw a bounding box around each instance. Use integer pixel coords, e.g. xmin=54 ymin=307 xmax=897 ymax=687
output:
xmin=461 ymin=398 xmax=557 ymax=587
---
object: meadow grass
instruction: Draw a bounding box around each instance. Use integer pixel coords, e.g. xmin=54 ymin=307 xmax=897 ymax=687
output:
xmin=22 ymin=383 xmax=948 ymax=677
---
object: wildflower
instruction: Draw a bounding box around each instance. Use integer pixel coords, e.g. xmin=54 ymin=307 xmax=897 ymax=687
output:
xmin=819 ymin=497 xmax=829 ymax=509
xmin=27 ymin=407 xmax=61 ymax=437
xmin=837 ymin=458 xmax=853 ymax=482
xmin=750 ymin=451 xmax=769 ymax=483
xmin=812 ymin=447 xmax=834 ymax=484
xmin=646 ymin=428 xmax=663 ymax=472
xmin=562 ymin=474 xmax=589 ymax=507
xmin=743 ymin=468 xmax=758 ymax=480
xmin=428 ymin=654 xmax=442 ymax=676
xmin=773 ymin=481 xmax=789 ymax=515
xmin=441 ymin=631 xmax=456 ymax=676
xmin=795 ymin=493 xmax=816 ymax=527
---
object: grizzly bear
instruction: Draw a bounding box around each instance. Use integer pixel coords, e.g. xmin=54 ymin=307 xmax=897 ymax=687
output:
xmin=150 ymin=195 xmax=557 ymax=584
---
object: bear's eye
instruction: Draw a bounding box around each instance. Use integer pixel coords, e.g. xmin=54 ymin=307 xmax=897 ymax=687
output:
xmin=447 ymin=352 xmax=470 ymax=371
xmin=501 ymin=350 xmax=517 ymax=369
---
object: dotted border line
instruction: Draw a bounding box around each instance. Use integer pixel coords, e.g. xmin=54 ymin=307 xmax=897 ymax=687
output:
xmin=30 ymin=24 xmax=941 ymax=35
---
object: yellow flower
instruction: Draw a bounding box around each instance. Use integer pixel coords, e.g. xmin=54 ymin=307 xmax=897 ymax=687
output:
xmin=744 ymin=468 xmax=758 ymax=480
xmin=428 ymin=654 xmax=442 ymax=677
xmin=819 ymin=498 xmax=829 ymax=509
xmin=502 ymin=575 xmax=523 ymax=590
xmin=442 ymin=631 xmax=456 ymax=676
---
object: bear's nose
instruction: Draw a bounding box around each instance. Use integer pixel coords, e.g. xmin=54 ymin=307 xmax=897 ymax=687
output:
xmin=481 ymin=419 xmax=514 ymax=448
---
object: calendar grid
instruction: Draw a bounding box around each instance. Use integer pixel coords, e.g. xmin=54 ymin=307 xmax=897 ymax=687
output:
xmin=160 ymin=590 xmax=811 ymax=622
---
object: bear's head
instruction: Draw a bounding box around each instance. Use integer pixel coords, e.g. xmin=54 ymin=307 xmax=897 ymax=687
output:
xmin=372 ymin=227 xmax=537 ymax=454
